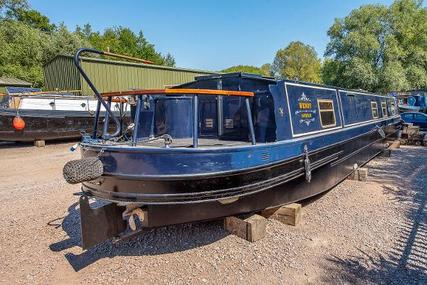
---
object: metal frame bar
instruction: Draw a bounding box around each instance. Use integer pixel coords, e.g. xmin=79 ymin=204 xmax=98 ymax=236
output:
xmin=103 ymin=96 xmax=112 ymax=135
xmin=132 ymin=95 xmax=142 ymax=146
xmin=193 ymin=95 xmax=199 ymax=148
xmin=74 ymin=48 xmax=122 ymax=139
xmin=130 ymin=94 xmax=256 ymax=148
xmin=245 ymin=98 xmax=256 ymax=145
xmin=92 ymin=100 xmax=101 ymax=138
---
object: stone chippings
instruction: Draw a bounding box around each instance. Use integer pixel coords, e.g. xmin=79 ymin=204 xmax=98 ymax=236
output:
xmin=0 ymin=143 xmax=425 ymax=284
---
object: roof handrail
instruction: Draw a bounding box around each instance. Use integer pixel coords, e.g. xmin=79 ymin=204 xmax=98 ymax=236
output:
xmin=73 ymin=48 xmax=122 ymax=139
xmin=101 ymin=88 xmax=254 ymax=98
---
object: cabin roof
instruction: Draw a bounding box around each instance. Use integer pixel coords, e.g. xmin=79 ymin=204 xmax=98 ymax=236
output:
xmin=195 ymin=72 xmax=276 ymax=83
xmin=194 ymin=72 xmax=393 ymax=98
xmin=0 ymin=77 xmax=32 ymax=87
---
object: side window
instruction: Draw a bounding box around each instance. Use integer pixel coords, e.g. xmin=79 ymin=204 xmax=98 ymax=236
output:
xmin=381 ymin=102 xmax=387 ymax=117
xmin=317 ymin=99 xmax=336 ymax=128
xmin=371 ymin=101 xmax=378 ymax=119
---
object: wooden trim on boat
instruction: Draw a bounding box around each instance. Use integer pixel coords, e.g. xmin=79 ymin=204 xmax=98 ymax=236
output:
xmin=101 ymin=88 xmax=255 ymax=97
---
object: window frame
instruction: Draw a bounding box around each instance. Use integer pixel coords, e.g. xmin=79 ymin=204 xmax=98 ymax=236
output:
xmin=317 ymin=99 xmax=336 ymax=128
xmin=371 ymin=101 xmax=379 ymax=119
xmin=381 ymin=101 xmax=388 ymax=117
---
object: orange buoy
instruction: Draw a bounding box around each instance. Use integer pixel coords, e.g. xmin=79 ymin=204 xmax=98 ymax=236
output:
xmin=12 ymin=116 xmax=25 ymax=131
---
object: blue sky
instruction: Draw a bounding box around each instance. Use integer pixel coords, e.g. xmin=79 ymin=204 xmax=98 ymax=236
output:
xmin=29 ymin=0 xmax=395 ymax=71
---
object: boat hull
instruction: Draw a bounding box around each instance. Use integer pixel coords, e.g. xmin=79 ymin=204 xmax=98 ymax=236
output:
xmin=80 ymin=119 xmax=400 ymax=227
xmin=0 ymin=109 xmax=114 ymax=142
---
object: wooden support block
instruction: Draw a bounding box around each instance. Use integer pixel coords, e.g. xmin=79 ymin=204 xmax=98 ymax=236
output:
xmin=348 ymin=170 xmax=359 ymax=181
xmin=389 ymin=140 xmax=400 ymax=149
xmin=381 ymin=149 xmax=391 ymax=157
xmin=34 ymin=140 xmax=45 ymax=147
xmin=224 ymin=214 xmax=266 ymax=242
xmin=357 ymin=167 xmax=369 ymax=181
xmin=260 ymin=203 xmax=302 ymax=226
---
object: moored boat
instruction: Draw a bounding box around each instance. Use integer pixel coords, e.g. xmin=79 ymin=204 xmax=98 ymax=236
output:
xmin=0 ymin=89 xmax=129 ymax=142
xmin=64 ymin=48 xmax=401 ymax=249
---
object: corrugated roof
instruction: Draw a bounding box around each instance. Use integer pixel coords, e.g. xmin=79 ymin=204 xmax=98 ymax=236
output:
xmin=0 ymin=77 xmax=32 ymax=87
xmin=46 ymin=54 xmax=217 ymax=74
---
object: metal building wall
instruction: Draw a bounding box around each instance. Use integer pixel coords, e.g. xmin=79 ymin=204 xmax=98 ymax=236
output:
xmin=44 ymin=55 xmax=216 ymax=95
xmin=43 ymin=56 xmax=81 ymax=92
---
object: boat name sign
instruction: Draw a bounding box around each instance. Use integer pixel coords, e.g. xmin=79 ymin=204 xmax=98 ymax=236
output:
xmin=296 ymin=92 xmax=317 ymax=126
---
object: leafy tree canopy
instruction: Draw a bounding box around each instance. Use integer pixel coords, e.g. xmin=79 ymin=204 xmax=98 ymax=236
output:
xmin=272 ymin=41 xmax=322 ymax=83
xmin=221 ymin=64 xmax=271 ymax=76
xmin=323 ymin=0 xmax=427 ymax=92
xmin=0 ymin=0 xmax=176 ymax=87
xmin=75 ymin=24 xmax=175 ymax=66
xmin=0 ymin=20 xmax=89 ymax=86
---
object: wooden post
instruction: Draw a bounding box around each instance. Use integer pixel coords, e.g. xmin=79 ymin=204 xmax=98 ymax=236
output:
xmin=224 ymin=214 xmax=266 ymax=242
xmin=357 ymin=167 xmax=369 ymax=181
xmin=389 ymin=140 xmax=401 ymax=149
xmin=34 ymin=140 xmax=45 ymax=147
xmin=348 ymin=171 xmax=359 ymax=181
xmin=381 ymin=149 xmax=391 ymax=157
xmin=260 ymin=203 xmax=302 ymax=226
xmin=348 ymin=167 xmax=369 ymax=181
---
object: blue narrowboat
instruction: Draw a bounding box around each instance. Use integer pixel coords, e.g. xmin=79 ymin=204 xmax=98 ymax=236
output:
xmin=64 ymin=49 xmax=401 ymax=249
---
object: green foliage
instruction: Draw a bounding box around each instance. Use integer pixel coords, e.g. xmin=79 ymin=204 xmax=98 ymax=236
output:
xmin=221 ymin=65 xmax=271 ymax=76
xmin=76 ymin=24 xmax=176 ymax=66
xmin=0 ymin=20 xmax=89 ymax=86
xmin=272 ymin=41 xmax=322 ymax=83
xmin=260 ymin=63 xmax=272 ymax=77
xmin=10 ymin=8 xmax=55 ymax=32
xmin=323 ymin=0 xmax=427 ymax=92
xmin=0 ymin=0 xmax=28 ymax=18
xmin=0 ymin=0 xmax=176 ymax=87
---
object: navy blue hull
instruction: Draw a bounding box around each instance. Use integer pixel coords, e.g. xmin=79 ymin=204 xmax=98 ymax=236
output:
xmin=81 ymin=117 xmax=400 ymax=203
xmin=80 ymin=119 xmax=398 ymax=227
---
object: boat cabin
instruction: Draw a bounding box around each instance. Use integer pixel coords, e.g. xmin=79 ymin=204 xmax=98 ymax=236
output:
xmin=98 ymin=72 xmax=399 ymax=147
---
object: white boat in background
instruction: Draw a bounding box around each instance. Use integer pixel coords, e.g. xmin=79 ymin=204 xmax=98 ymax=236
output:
xmin=18 ymin=94 xmax=103 ymax=112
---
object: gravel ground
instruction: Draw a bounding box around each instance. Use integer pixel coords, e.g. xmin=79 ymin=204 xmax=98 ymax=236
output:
xmin=0 ymin=142 xmax=425 ymax=284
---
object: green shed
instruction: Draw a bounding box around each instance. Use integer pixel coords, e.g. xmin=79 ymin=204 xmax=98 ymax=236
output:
xmin=43 ymin=55 xmax=217 ymax=95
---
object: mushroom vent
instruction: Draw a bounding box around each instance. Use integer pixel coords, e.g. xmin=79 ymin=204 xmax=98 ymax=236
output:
xmin=63 ymin=157 xmax=104 ymax=184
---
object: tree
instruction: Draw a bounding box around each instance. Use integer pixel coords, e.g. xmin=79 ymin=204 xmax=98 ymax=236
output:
xmin=0 ymin=0 xmax=28 ymax=18
xmin=221 ymin=64 xmax=271 ymax=76
xmin=0 ymin=21 xmax=90 ymax=86
xmin=272 ymin=41 xmax=322 ymax=83
xmin=260 ymin=63 xmax=272 ymax=77
xmin=11 ymin=8 xmax=55 ymax=32
xmin=0 ymin=20 xmax=51 ymax=86
xmin=323 ymin=0 xmax=427 ymax=92
xmin=76 ymin=25 xmax=176 ymax=67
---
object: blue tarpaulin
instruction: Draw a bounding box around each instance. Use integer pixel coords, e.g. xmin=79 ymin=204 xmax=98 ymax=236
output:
xmin=5 ymin=87 xmax=41 ymax=95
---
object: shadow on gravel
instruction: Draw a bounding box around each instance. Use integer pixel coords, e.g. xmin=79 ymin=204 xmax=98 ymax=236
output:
xmin=0 ymin=141 xmax=33 ymax=149
xmin=49 ymin=201 xmax=228 ymax=272
xmin=0 ymin=139 xmax=78 ymax=149
xmin=323 ymin=147 xmax=427 ymax=284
